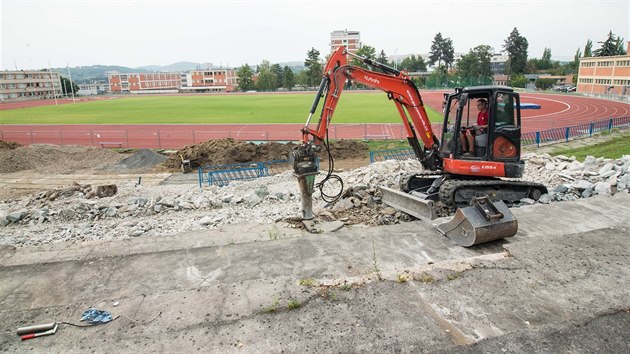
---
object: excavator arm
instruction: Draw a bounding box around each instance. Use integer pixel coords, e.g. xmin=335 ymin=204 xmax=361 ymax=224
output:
xmin=297 ymin=46 xmax=441 ymax=171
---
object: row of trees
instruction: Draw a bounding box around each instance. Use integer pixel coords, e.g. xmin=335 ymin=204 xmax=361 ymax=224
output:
xmin=236 ymin=30 xmax=626 ymax=91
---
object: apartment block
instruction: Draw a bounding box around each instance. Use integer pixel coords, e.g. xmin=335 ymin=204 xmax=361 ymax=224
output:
xmin=0 ymin=70 xmax=62 ymax=102
xmin=577 ymin=42 xmax=630 ymax=95
xmin=180 ymin=69 xmax=238 ymax=93
xmin=108 ymin=72 xmax=181 ymax=93
xmin=330 ymin=30 xmax=361 ymax=54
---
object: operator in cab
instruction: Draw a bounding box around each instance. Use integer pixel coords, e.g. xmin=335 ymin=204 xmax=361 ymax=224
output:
xmin=460 ymin=98 xmax=489 ymax=156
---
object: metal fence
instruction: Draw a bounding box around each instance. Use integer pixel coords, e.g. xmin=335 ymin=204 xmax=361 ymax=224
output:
xmin=198 ymin=160 xmax=291 ymax=187
xmin=522 ymin=116 xmax=630 ymax=147
xmin=372 ymin=116 xmax=630 ymax=163
xmin=0 ymin=123 xmax=421 ymax=149
xmin=369 ymin=148 xmax=418 ymax=163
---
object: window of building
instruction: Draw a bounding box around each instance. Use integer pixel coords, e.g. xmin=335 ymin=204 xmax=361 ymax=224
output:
xmin=616 ymin=60 xmax=630 ymax=67
xmin=597 ymin=61 xmax=614 ymax=67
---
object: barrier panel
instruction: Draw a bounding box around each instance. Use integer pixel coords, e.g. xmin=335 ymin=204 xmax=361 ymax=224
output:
xmin=1 ymin=117 xmax=628 ymax=150
xmin=369 ymin=148 xmax=418 ymax=163
xmin=198 ymin=160 xmax=291 ymax=187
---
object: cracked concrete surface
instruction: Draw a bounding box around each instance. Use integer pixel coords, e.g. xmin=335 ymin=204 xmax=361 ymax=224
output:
xmin=0 ymin=194 xmax=629 ymax=352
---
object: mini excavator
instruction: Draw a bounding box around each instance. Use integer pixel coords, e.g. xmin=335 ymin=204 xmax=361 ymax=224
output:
xmin=292 ymin=46 xmax=547 ymax=246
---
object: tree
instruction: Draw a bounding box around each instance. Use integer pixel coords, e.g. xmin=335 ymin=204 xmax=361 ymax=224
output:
xmin=539 ymin=47 xmax=552 ymax=70
xmin=508 ymin=74 xmax=528 ymax=88
xmin=428 ymin=32 xmax=455 ymax=73
xmin=503 ymin=27 xmax=529 ymax=76
xmin=60 ymin=76 xmax=78 ymax=95
xmin=570 ymin=48 xmax=582 ymax=72
xmin=535 ymin=78 xmax=556 ymax=90
xmin=594 ymin=31 xmax=627 ymax=56
xmin=304 ymin=47 xmax=322 ymax=87
xmin=283 ymin=66 xmax=295 ymax=90
xmin=256 ymin=60 xmax=276 ymax=91
xmin=399 ymin=55 xmax=427 ymax=72
xmin=456 ymin=45 xmax=492 ymax=79
xmin=584 ymin=39 xmax=593 ymax=57
xmin=615 ymin=36 xmax=627 ymax=55
xmin=236 ymin=64 xmax=254 ymax=91
xmin=377 ymin=50 xmax=389 ymax=65
xmin=271 ymin=63 xmax=284 ymax=89
xmin=354 ymin=45 xmax=377 ymax=68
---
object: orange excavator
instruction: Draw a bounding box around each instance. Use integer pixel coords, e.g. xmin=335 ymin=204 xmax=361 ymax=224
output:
xmin=292 ymin=46 xmax=547 ymax=246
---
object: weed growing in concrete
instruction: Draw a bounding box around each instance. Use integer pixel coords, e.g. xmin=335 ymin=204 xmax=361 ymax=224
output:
xmin=372 ymin=240 xmax=382 ymax=281
xmin=288 ymin=299 xmax=301 ymax=310
xmin=339 ymin=284 xmax=352 ymax=291
xmin=268 ymin=230 xmax=278 ymax=240
xmin=299 ymin=278 xmax=317 ymax=287
xmin=396 ymin=274 xmax=408 ymax=283
xmin=446 ymin=272 xmax=462 ymax=281
xmin=318 ymin=287 xmax=338 ymax=301
xmin=264 ymin=297 xmax=280 ymax=313
xmin=414 ymin=272 xmax=435 ymax=283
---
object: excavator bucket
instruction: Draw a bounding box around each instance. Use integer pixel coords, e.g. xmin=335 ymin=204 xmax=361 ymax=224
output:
xmin=436 ymin=196 xmax=517 ymax=247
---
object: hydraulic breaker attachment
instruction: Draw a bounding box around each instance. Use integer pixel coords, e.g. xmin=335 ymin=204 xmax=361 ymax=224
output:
xmin=379 ymin=186 xmax=437 ymax=220
xmin=292 ymin=144 xmax=319 ymax=220
xmin=436 ymin=196 xmax=517 ymax=247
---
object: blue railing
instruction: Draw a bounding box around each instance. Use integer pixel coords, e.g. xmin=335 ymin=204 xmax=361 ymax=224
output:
xmin=523 ymin=116 xmax=630 ymax=147
xmin=372 ymin=116 xmax=630 ymax=162
xmin=369 ymin=148 xmax=418 ymax=163
xmin=198 ymin=160 xmax=290 ymax=187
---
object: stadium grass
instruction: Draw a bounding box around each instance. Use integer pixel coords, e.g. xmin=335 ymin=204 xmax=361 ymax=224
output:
xmin=0 ymin=92 xmax=443 ymax=124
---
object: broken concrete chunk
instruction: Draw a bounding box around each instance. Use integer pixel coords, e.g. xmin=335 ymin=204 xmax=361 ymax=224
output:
xmin=95 ymin=184 xmax=118 ymax=198
xmin=5 ymin=210 xmax=28 ymax=223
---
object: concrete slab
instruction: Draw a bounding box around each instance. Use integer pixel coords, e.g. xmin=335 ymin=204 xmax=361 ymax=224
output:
xmin=0 ymin=193 xmax=629 ymax=352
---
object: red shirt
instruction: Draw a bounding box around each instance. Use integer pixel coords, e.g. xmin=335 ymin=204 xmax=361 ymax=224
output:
xmin=477 ymin=110 xmax=489 ymax=126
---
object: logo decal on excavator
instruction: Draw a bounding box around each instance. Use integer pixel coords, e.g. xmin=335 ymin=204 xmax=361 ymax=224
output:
xmin=471 ymin=164 xmax=497 ymax=173
xmin=363 ymin=75 xmax=380 ymax=85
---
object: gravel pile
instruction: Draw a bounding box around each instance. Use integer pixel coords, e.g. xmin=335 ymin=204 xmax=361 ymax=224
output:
xmin=1 ymin=154 xmax=628 ymax=247
xmin=102 ymin=149 xmax=167 ymax=172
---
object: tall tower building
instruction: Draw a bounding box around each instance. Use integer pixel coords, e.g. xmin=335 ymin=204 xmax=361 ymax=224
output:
xmin=330 ymin=30 xmax=361 ymax=54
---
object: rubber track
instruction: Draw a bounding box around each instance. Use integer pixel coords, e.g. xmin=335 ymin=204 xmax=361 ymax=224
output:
xmin=439 ymin=178 xmax=546 ymax=207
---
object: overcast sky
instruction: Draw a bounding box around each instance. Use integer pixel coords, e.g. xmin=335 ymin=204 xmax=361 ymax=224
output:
xmin=1 ymin=0 xmax=628 ymax=70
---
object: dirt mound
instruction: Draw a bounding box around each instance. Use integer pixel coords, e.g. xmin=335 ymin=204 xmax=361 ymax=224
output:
xmin=326 ymin=140 xmax=369 ymax=160
xmin=0 ymin=140 xmax=21 ymax=150
xmin=0 ymin=144 xmax=124 ymax=174
xmin=163 ymin=138 xmax=369 ymax=169
xmin=163 ymin=138 xmax=297 ymax=169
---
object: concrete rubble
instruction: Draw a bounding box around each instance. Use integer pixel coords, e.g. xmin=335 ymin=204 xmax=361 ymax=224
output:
xmin=1 ymin=154 xmax=629 ymax=247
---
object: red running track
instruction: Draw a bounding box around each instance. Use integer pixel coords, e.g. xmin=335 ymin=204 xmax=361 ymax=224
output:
xmin=1 ymin=92 xmax=629 ymax=149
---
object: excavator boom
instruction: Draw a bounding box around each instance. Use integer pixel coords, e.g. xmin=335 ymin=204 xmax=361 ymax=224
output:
xmin=299 ymin=47 xmax=441 ymax=171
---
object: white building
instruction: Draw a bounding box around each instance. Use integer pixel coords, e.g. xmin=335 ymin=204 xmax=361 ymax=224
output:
xmin=0 ymin=70 xmax=62 ymax=102
xmin=330 ymin=30 xmax=361 ymax=54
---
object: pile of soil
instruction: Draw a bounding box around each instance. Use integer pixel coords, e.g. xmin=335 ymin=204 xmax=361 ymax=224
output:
xmin=163 ymin=138 xmax=369 ymax=169
xmin=0 ymin=140 xmax=21 ymax=150
xmin=0 ymin=144 xmax=124 ymax=174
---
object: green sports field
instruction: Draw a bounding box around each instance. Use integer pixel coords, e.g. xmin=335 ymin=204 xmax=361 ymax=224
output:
xmin=0 ymin=92 xmax=443 ymax=124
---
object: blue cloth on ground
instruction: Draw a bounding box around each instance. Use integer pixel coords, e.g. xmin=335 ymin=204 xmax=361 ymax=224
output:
xmin=81 ymin=308 xmax=113 ymax=324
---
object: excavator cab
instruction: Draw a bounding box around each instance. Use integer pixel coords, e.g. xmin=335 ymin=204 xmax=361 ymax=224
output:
xmin=440 ymin=86 xmax=521 ymax=167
